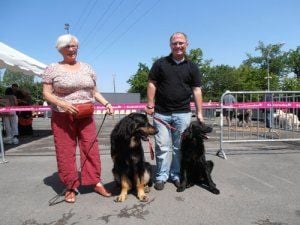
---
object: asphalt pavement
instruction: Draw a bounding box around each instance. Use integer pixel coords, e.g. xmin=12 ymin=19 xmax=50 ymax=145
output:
xmin=0 ymin=116 xmax=300 ymax=225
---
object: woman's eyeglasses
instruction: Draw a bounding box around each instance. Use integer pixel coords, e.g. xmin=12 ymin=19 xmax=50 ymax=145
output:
xmin=64 ymin=45 xmax=78 ymax=49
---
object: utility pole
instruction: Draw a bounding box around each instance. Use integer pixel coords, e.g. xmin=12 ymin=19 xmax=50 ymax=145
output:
xmin=266 ymin=50 xmax=271 ymax=91
xmin=64 ymin=23 xmax=70 ymax=34
xmin=112 ymin=74 xmax=116 ymax=93
xmin=264 ymin=42 xmax=285 ymax=91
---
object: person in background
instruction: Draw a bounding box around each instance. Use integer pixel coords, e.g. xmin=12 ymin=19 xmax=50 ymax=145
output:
xmin=265 ymin=92 xmax=273 ymax=129
xmin=17 ymin=89 xmax=33 ymax=136
xmin=11 ymin=83 xmax=19 ymax=95
xmin=223 ymin=92 xmax=236 ymax=126
xmin=42 ymin=34 xmax=113 ymax=203
xmin=42 ymin=101 xmax=50 ymax=118
xmin=11 ymin=83 xmax=24 ymax=106
xmin=2 ymin=87 xmax=19 ymax=144
xmin=145 ymin=32 xmax=204 ymax=191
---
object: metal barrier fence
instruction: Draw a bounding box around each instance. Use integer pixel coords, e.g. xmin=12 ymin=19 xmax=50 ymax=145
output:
xmin=1 ymin=96 xmax=300 ymax=163
xmin=217 ymin=91 xmax=300 ymax=159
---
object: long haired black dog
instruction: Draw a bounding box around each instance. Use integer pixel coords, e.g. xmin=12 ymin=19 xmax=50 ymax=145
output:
xmin=110 ymin=113 xmax=158 ymax=202
xmin=177 ymin=121 xmax=220 ymax=194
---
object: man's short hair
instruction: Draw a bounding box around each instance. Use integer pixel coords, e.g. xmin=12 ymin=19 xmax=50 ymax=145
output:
xmin=169 ymin=32 xmax=188 ymax=42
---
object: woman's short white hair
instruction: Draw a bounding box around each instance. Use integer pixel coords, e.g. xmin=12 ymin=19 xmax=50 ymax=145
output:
xmin=55 ymin=34 xmax=79 ymax=50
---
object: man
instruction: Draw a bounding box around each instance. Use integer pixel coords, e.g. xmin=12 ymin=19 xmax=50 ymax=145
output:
xmin=11 ymin=83 xmax=23 ymax=105
xmin=11 ymin=83 xmax=19 ymax=95
xmin=264 ymin=92 xmax=273 ymax=129
xmin=222 ymin=92 xmax=236 ymax=126
xmin=145 ymin=32 xmax=204 ymax=190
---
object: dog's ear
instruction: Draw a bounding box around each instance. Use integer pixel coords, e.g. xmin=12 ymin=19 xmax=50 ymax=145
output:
xmin=125 ymin=117 xmax=138 ymax=139
xmin=113 ymin=116 xmax=135 ymax=140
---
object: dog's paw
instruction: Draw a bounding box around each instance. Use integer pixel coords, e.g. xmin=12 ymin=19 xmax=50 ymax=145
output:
xmin=186 ymin=182 xmax=194 ymax=188
xmin=144 ymin=185 xmax=151 ymax=193
xmin=138 ymin=194 xmax=149 ymax=202
xmin=176 ymin=186 xmax=185 ymax=192
xmin=114 ymin=194 xmax=127 ymax=202
xmin=210 ymin=187 xmax=220 ymax=195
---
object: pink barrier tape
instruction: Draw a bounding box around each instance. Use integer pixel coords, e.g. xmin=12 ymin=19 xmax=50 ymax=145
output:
xmin=0 ymin=101 xmax=299 ymax=113
xmin=224 ymin=101 xmax=300 ymax=109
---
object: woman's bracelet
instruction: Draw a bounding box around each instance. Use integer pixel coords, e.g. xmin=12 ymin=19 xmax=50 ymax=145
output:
xmin=105 ymin=102 xmax=111 ymax=107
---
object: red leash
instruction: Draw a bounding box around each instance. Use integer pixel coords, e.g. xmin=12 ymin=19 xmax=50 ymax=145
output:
xmin=148 ymin=139 xmax=154 ymax=160
xmin=152 ymin=116 xmax=177 ymax=131
xmin=146 ymin=115 xmax=177 ymax=160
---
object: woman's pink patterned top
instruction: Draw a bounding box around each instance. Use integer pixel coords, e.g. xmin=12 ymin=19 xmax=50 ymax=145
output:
xmin=42 ymin=62 xmax=97 ymax=112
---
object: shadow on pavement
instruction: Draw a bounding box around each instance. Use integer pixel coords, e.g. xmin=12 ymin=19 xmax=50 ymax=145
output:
xmin=3 ymin=129 xmax=52 ymax=152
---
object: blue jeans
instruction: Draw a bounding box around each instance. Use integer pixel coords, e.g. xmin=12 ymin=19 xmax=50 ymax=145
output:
xmin=154 ymin=112 xmax=192 ymax=182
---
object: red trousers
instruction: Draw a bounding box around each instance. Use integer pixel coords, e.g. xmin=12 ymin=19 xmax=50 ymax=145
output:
xmin=51 ymin=111 xmax=101 ymax=190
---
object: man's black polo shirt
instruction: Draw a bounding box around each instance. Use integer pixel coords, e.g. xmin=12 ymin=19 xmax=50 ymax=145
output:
xmin=148 ymin=55 xmax=201 ymax=113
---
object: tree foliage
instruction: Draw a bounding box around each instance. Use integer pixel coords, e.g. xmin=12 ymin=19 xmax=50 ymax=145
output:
xmin=127 ymin=63 xmax=150 ymax=101
xmin=202 ymin=65 xmax=240 ymax=101
xmin=1 ymin=69 xmax=42 ymax=104
xmin=2 ymin=69 xmax=34 ymax=87
xmin=243 ymin=41 xmax=287 ymax=91
xmin=188 ymin=48 xmax=212 ymax=73
xmin=287 ymin=46 xmax=300 ymax=78
xmin=281 ymin=77 xmax=300 ymax=91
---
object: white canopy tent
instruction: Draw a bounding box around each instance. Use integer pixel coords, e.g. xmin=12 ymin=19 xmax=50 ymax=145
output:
xmin=0 ymin=41 xmax=47 ymax=163
xmin=0 ymin=41 xmax=46 ymax=77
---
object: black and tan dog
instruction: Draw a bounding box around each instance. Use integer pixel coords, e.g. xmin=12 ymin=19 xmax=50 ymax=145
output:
xmin=177 ymin=121 xmax=220 ymax=194
xmin=110 ymin=113 xmax=158 ymax=202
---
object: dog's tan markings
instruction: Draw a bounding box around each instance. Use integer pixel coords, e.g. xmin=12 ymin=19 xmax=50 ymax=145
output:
xmin=139 ymin=126 xmax=157 ymax=136
xmin=134 ymin=174 xmax=149 ymax=202
xmin=116 ymin=175 xmax=131 ymax=202
xmin=144 ymin=185 xmax=150 ymax=193
xmin=130 ymin=136 xmax=138 ymax=148
xmin=143 ymin=170 xmax=151 ymax=193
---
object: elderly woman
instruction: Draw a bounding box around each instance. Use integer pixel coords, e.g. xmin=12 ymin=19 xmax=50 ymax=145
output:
xmin=42 ymin=34 xmax=113 ymax=203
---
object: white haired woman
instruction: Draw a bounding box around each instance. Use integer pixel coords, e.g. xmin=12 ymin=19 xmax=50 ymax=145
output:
xmin=42 ymin=34 xmax=113 ymax=203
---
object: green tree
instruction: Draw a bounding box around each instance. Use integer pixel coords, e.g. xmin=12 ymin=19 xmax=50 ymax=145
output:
xmin=202 ymin=65 xmax=240 ymax=101
xmin=188 ymin=48 xmax=212 ymax=73
xmin=287 ymin=46 xmax=300 ymax=78
xmin=243 ymin=41 xmax=286 ymax=90
xmin=1 ymin=69 xmax=42 ymax=103
xmin=2 ymin=69 xmax=34 ymax=87
xmin=127 ymin=63 xmax=150 ymax=101
xmin=281 ymin=77 xmax=300 ymax=91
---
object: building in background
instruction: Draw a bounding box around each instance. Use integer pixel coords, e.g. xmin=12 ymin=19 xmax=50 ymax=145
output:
xmin=101 ymin=93 xmax=140 ymax=104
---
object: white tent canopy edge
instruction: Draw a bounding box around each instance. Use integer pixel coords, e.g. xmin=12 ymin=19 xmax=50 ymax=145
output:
xmin=0 ymin=41 xmax=46 ymax=77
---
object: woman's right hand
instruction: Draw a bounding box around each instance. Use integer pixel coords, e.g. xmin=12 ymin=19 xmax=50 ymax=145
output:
xmin=59 ymin=101 xmax=78 ymax=115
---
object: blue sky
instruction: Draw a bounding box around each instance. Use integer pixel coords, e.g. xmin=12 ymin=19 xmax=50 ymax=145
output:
xmin=1 ymin=0 xmax=300 ymax=92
